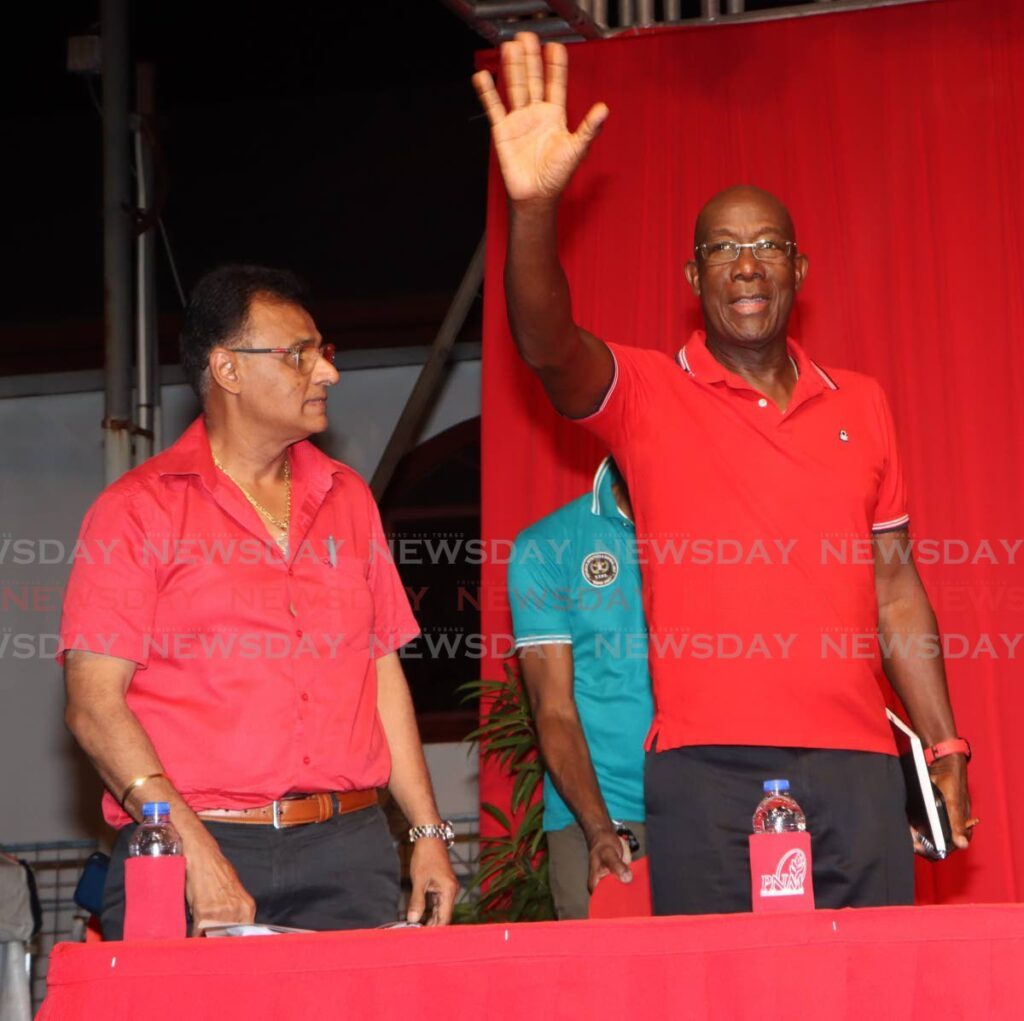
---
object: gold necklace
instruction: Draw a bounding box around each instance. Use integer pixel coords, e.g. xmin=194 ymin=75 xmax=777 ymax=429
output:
xmin=211 ymin=451 xmax=291 ymax=553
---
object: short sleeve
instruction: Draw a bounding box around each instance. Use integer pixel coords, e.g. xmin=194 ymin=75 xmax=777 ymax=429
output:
xmin=57 ymin=486 xmax=158 ymax=668
xmin=870 ymin=382 xmax=910 ymax=533
xmin=507 ymin=528 xmax=572 ymax=649
xmin=365 ymin=491 xmax=421 ymax=656
xmin=573 ymin=340 xmax=661 ymax=448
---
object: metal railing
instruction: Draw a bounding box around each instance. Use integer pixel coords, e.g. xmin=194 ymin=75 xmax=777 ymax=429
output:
xmin=0 ymin=840 xmax=100 ymax=1014
xmin=441 ymin=0 xmax=936 ymax=42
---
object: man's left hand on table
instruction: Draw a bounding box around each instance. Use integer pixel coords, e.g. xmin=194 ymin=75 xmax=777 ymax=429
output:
xmin=406 ymin=838 xmax=459 ymax=926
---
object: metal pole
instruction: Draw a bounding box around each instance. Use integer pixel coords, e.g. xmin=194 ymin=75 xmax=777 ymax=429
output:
xmin=101 ymin=0 xmax=133 ymax=483
xmin=370 ymin=235 xmax=486 ymax=502
xmin=726 ymin=0 xmax=746 ymax=13
xmin=701 ymin=0 xmax=721 ymax=20
xmin=133 ymin=63 xmax=159 ymax=464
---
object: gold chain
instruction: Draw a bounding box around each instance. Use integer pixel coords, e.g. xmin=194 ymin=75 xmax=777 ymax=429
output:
xmin=211 ymin=451 xmax=291 ymax=550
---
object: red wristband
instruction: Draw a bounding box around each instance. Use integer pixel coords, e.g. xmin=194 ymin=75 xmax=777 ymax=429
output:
xmin=923 ymin=737 xmax=971 ymax=765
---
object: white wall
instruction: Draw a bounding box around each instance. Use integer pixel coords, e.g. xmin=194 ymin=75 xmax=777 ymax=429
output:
xmin=0 ymin=360 xmax=480 ymax=843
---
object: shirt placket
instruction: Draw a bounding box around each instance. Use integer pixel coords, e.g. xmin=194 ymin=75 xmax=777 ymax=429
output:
xmin=283 ymin=472 xmax=339 ymax=779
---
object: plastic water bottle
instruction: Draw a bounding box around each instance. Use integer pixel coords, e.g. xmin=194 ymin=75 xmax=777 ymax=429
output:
xmin=124 ymin=802 xmax=186 ymax=939
xmin=752 ymin=780 xmax=807 ymax=833
xmin=128 ymin=802 xmax=183 ymax=857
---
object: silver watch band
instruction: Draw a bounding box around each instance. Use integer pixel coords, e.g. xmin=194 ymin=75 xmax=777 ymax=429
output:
xmin=408 ymin=821 xmax=455 ymax=848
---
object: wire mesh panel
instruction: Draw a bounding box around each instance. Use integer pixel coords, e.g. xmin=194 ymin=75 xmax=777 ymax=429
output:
xmin=447 ymin=812 xmax=481 ymax=889
xmin=0 ymin=840 xmax=99 ymax=1014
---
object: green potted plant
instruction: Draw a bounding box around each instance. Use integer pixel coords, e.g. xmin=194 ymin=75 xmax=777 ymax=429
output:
xmin=455 ymin=664 xmax=555 ymax=923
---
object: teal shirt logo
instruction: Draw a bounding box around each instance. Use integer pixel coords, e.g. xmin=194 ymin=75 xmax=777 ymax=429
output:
xmin=581 ymin=551 xmax=618 ymax=587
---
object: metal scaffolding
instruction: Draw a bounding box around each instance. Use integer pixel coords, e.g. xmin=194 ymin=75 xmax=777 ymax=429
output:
xmin=441 ymin=0 xmax=935 ymax=43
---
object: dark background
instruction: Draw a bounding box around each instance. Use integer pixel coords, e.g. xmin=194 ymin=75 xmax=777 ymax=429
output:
xmin=1 ymin=1 xmax=490 ymax=375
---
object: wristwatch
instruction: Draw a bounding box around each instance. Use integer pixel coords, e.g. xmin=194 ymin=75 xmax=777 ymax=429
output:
xmin=612 ymin=820 xmax=640 ymax=855
xmin=408 ymin=820 xmax=456 ymax=848
xmin=923 ymin=737 xmax=972 ymax=765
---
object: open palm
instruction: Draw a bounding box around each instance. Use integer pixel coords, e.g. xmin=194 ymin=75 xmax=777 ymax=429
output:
xmin=473 ymin=33 xmax=608 ymax=203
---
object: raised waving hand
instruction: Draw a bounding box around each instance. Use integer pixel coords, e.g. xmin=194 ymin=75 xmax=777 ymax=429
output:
xmin=473 ymin=32 xmax=609 ymax=202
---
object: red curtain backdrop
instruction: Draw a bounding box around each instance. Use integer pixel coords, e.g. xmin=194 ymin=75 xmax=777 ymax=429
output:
xmin=479 ymin=0 xmax=1024 ymax=906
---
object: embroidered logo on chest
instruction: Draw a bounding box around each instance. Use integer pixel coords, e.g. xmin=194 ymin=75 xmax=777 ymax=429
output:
xmin=581 ymin=552 xmax=618 ymax=588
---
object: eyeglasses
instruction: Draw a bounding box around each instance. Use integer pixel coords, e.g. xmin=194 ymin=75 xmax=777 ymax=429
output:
xmin=696 ymin=239 xmax=798 ymax=265
xmin=232 ymin=341 xmax=337 ymax=374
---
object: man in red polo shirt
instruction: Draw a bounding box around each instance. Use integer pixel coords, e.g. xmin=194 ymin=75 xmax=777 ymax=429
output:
xmin=472 ymin=34 xmax=975 ymax=912
xmin=60 ymin=265 xmax=458 ymax=936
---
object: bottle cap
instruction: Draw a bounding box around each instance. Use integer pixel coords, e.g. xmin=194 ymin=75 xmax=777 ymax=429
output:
xmin=763 ymin=779 xmax=790 ymax=793
xmin=141 ymin=801 xmax=170 ymax=817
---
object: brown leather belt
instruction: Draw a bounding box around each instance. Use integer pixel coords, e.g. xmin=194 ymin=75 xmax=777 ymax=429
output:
xmin=197 ymin=789 xmax=377 ymax=829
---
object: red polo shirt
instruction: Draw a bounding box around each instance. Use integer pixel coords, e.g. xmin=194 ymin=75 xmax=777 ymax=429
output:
xmin=58 ymin=417 xmax=419 ymax=827
xmin=580 ymin=331 xmax=908 ymax=755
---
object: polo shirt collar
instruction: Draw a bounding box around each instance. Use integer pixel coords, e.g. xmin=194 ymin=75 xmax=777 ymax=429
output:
xmin=677 ymin=330 xmax=839 ymax=399
xmin=590 ymin=456 xmax=632 ymax=524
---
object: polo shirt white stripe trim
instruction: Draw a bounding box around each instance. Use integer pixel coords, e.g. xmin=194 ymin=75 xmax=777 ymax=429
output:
xmin=591 ymin=456 xmax=613 ymax=516
xmin=811 ymin=361 xmax=840 ymax=390
xmin=677 ymin=347 xmax=694 ymax=375
xmin=575 ymin=351 xmax=619 ymax=422
xmin=515 ymin=636 xmax=574 ymax=649
xmin=872 ymin=514 xmax=911 ymax=532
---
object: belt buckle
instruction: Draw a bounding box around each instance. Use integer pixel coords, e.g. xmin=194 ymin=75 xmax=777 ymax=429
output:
xmin=272 ymin=799 xmax=284 ymax=830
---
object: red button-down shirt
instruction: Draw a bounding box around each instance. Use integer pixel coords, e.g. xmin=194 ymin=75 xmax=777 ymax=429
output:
xmin=58 ymin=417 xmax=419 ymax=827
xmin=580 ymin=331 xmax=908 ymax=755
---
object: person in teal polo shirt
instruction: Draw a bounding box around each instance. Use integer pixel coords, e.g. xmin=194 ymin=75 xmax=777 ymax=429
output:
xmin=508 ymin=457 xmax=653 ymax=919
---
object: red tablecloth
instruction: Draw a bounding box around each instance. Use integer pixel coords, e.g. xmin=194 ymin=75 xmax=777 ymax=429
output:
xmin=39 ymin=905 xmax=1024 ymax=1020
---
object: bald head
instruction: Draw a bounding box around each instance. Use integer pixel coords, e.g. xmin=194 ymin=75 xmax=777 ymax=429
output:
xmin=693 ymin=185 xmax=796 ymax=250
xmin=684 ymin=184 xmax=808 ymax=352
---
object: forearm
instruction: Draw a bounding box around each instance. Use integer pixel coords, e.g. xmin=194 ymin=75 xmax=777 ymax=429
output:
xmin=376 ymin=655 xmax=443 ymax=826
xmin=535 ymin=711 xmax=614 ymax=842
xmin=879 ymin=595 xmax=959 ymax=745
xmin=65 ymin=691 xmax=219 ymax=853
xmin=65 ymin=654 xmax=256 ymax=927
xmin=505 ymin=199 xmax=581 ymax=370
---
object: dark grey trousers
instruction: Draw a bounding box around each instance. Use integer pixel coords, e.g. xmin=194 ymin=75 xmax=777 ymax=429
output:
xmin=645 ymin=745 xmax=915 ymax=916
xmin=101 ymin=804 xmax=400 ymax=939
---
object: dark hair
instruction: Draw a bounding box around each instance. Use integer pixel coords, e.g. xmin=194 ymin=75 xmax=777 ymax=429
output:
xmin=179 ymin=264 xmax=310 ymax=398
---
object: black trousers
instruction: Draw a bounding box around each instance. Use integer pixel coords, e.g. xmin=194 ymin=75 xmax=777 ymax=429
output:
xmin=645 ymin=745 xmax=915 ymax=915
xmin=101 ymin=804 xmax=400 ymax=939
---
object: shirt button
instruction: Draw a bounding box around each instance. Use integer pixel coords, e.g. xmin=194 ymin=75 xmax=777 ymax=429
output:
xmin=287 ymin=567 xmax=294 ymax=576
xmin=757 ymin=398 xmax=768 ymax=408
xmin=303 ymin=756 xmax=311 ymax=765
xmin=296 ymin=629 xmax=303 ymax=637
xmin=301 ymin=692 xmax=309 ymax=702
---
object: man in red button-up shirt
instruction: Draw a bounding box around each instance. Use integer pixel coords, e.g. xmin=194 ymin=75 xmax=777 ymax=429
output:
xmin=472 ymin=34 xmax=974 ymax=914
xmin=61 ymin=265 xmax=457 ymax=935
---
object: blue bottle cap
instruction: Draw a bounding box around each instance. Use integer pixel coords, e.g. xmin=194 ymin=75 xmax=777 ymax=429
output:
xmin=141 ymin=801 xmax=170 ymax=817
xmin=763 ymin=779 xmax=790 ymax=793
